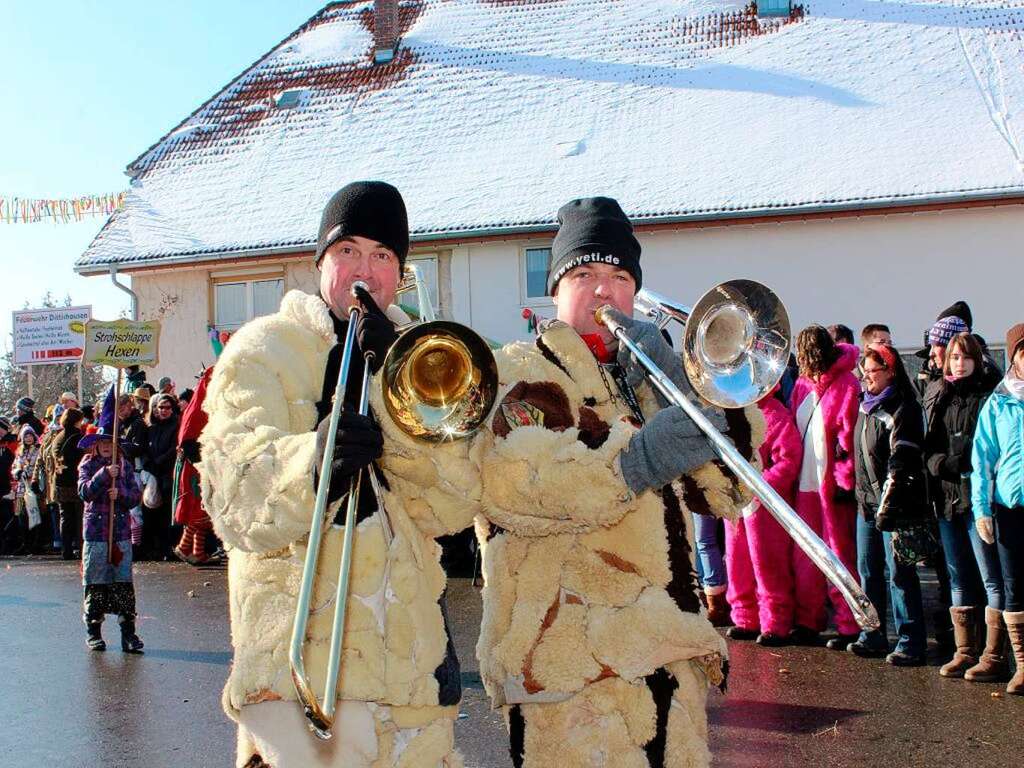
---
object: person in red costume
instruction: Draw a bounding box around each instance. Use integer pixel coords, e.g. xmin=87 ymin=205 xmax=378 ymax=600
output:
xmin=173 ymin=366 xmax=219 ymax=565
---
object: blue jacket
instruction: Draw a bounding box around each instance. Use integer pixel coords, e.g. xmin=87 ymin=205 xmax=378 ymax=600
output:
xmin=971 ymin=377 xmax=1024 ymax=519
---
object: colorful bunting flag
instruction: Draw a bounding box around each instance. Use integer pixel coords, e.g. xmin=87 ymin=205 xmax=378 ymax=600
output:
xmin=0 ymin=192 xmax=126 ymax=224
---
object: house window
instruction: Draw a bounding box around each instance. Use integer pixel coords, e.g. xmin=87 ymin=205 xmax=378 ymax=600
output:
xmin=523 ymin=247 xmax=553 ymax=302
xmin=402 ymin=256 xmax=439 ymax=317
xmin=214 ymin=277 xmax=284 ymax=330
xmin=757 ymin=0 xmax=791 ymax=16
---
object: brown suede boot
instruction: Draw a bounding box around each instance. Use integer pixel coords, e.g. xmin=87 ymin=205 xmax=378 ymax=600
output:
xmin=964 ymin=606 xmax=1010 ymax=682
xmin=1003 ymin=611 xmax=1024 ymax=695
xmin=939 ymin=606 xmax=980 ymax=678
xmin=706 ymin=589 xmax=732 ymax=627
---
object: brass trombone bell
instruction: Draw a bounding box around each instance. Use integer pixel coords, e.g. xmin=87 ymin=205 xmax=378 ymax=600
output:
xmin=381 ymin=320 xmax=499 ymax=442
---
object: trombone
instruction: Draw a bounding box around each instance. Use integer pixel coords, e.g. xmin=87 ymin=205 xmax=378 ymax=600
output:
xmin=598 ymin=281 xmax=880 ymax=632
xmin=289 ymin=268 xmax=498 ymax=740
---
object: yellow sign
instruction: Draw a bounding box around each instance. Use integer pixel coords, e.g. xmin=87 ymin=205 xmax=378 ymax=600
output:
xmin=84 ymin=320 xmax=161 ymax=368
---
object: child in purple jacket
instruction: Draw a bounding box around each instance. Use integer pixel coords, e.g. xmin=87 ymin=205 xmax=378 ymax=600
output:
xmin=77 ymin=429 xmax=144 ymax=653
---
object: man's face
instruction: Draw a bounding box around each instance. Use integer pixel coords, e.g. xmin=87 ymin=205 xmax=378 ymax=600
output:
xmin=1013 ymin=346 xmax=1024 ymax=379
xmin=552 ymin=263 xmax=636 ymax=344
xmin=929 ymin=344 xmax=946 ymax=371
xmin=868 ymin=331 xmax=892 ymax=348
xmin=319 ymin=236 xmax=401 ymax=317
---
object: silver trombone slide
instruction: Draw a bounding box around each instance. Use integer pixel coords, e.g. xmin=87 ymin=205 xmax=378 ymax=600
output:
xmin=597 ymin=305 xmax=880 ymax=633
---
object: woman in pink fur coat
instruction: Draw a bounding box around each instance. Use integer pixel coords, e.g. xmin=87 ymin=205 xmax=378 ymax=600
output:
xmin=789 ymin=327 xmax=861 ymax=647
xmin=726 ymin=385 xmax=803 ymax=645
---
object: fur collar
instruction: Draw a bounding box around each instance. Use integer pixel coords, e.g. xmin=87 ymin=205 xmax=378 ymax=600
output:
xmin=814 ymin=342 xmax=859 ymax=395
xmin=277 ymin=289 xmax=412 ymax=343
xmin=279 ymin=290 xmax=335 ymax=341
xmin=536 ymin=320 xmax=613 ymax=401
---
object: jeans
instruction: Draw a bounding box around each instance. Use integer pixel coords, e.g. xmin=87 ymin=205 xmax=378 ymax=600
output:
xmin=968 ymin=515 xmax=1006 ymax=610
xmin=693 ymin=514 xmax=726 ymax=590
xmin=993 ymin=505 xmax=1024 ymax=612
xmin=937 ymin=514 xmax=989 ymax=607
xmin=856 ymin=511 xmax=926 ymax=655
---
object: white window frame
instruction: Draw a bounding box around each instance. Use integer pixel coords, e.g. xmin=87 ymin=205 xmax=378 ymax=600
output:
xmin=212 ymin=273 xmax=285 ymax=331
xmin=519 ymin=243 xmax=555 ymax=308
xmin=404 ymin=255 xmax=440 ymax=317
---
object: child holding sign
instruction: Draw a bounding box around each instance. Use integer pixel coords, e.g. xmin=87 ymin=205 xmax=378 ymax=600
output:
xmin=77 ymin=426 xmax=144 ymax=653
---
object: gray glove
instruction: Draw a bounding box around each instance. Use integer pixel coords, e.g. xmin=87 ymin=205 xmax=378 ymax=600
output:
xmin=619 ymin=406 xmax=718 ymax=494
xmin=614 ymin=316 xmax=685 ymax=395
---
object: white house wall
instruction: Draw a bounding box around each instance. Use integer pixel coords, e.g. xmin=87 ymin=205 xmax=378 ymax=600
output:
xmin=460 ymin=205 xmax=1023 ymax=355
xmin=131 ymin=260 xmax=319 ymax=387
xmin=129 ymin=204 xmax=1022 ymax=387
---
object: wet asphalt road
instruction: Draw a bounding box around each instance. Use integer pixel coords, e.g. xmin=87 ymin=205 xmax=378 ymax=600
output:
xmin=1 ymin=556 xmax=1020 ymax=768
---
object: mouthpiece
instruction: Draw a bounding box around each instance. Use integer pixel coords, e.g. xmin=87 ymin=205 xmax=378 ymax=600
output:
xmin=351 ymin=281 xmax=370 ymax=297
xmin=594 ymin=304 xmax=627 ymax=329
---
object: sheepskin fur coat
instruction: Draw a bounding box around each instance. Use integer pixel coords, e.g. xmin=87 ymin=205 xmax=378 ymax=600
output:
xmin=199 ymin=291 xmax=479 ymax=739
xmin=451 ymin=320 xmax=761 ymax=766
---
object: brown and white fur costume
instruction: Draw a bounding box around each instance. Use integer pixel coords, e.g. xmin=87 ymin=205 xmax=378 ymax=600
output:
xmin=200 ymin=290 xmax=478 ymax=768
xmin=466 ymin=320 xmax=762 ymax=768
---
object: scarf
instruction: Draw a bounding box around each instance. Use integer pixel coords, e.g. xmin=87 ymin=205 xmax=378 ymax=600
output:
xmin=861 ymin=384 xmax=895 ymax=414
xmin=1003 ymin=371 xmax=1024 ymax=402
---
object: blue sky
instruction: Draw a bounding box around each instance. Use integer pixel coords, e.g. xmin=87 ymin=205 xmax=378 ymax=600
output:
xmin=0 ymin=0 xmax=325 ymax=351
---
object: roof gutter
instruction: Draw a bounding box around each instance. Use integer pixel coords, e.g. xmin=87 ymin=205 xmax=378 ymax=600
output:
xmin=75 ymin=188 xmax=1024 ymax=275
xmin=109 ymin=265 xmax=139 ymax=321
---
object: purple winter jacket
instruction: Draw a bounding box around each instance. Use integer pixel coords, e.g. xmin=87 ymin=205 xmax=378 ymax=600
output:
xmin=77 ymin=454 xmax=141 ymax=543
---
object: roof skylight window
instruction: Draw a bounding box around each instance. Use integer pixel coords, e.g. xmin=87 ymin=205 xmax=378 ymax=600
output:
xmin=274 ymin=89 xmax=308 ymax=109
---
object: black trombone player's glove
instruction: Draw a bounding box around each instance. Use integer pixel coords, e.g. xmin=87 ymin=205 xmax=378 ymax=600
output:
xmin=353 ymin=285 xmax=398 ymax=374
xmin=314 ymin=411 xmax=384 ymax=503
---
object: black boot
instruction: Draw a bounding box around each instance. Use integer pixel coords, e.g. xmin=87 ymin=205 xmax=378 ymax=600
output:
xmin=86 ymin=621 xmax=106 ymax=652
xmin=120 ymin=618 xmax=144 ymax=654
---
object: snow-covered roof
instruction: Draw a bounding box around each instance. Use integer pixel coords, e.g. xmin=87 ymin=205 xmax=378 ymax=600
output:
xmin=77 ymin=0 xmax=1024 ymax=273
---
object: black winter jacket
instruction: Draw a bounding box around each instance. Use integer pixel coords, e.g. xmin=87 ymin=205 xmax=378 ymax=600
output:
xmin=924 ymin=373 xmax=996 ymax=519
xmin=118 ymin=410 xmax=149 ymax=465
xmin=855 ymin=387 xmax=928 ymax=528
xmin=0 ymin=444 xmax=15 ymax=497
xmin=52 ymin=426 xmax=84 ymax=502
xmin=145 ymin=416 xmax=179 ymax=496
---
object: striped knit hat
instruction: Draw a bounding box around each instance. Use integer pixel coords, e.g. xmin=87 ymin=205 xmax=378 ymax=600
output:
xmin=928 ymin=315 xmax=968 ymax=348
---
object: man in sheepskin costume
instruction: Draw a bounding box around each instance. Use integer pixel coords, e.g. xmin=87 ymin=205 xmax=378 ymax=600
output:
xmin=465 ymin=197 xmax=763 ymax=767
xmin=200 ymin=182 xmax=476 ymax=768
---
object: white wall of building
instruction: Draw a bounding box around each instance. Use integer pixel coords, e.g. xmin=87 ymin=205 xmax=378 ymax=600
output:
xmin=455 ymin=204 xmax=1023 ymax=356
xmin=127 ymin=203 xmax=1022 ymax=386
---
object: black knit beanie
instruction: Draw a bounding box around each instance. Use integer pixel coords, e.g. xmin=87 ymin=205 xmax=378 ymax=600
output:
xmin=548 ymin=197 xmax=642 ymax=294
xmin=936 ymin=301 xmax=972 ymax=330
xmin=315 ymin=181 xmax=410 ymax=268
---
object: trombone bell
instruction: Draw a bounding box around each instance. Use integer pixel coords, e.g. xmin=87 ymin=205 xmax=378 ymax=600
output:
xmin=381 ymin=321 xmax=498 ymax=442
xmin=680 ymin=280 xmax=790 ymax=409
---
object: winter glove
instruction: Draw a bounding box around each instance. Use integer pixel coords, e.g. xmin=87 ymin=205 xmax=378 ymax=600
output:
xmin=619 ymin=406 xmax=718 ymax=495
xmin=30 ymin=480 xmax=41 ymax=496
xmin=975 ymin=515 xmax=996 ymax=545
xmin=314 ymin=411 xmax=384 ymax=503
xmin=614 ymin=314 xmax=685 ymax=394
xmin=354 ymin=285 xmax=398 ymax=374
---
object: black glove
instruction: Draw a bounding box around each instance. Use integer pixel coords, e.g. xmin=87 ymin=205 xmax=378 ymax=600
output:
xmin=30 ymin=480 xmax=41 ymax=496
xmin=314 ymin=411 xmax=384 ymax=503
xmin=353 ymin=286 xmax=398 ymax=374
